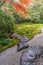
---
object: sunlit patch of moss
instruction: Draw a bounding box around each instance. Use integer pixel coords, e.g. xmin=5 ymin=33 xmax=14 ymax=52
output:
xmin=14 ymin=22 xmax=42 ymax=40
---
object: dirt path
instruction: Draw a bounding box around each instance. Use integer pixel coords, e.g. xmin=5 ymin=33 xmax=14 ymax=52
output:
xmin=0 ymin=29 xmax=43 ymax=65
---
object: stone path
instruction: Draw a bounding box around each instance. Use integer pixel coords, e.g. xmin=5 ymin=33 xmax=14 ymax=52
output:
xmin=0 ymin=28 xmax=43 ymax=65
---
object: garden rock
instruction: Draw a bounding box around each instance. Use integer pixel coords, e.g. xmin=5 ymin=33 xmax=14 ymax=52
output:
xmin=30 ymin=45 xmax=43 ymax=57
xmin=20 ymin=45 xmax=43 ymax=65
xmin=17 ymin=42 xmax=29 ymax=51
xmin=20 ymin=36 xmax=29 ymax=42
xmin=20 ymin=60 xmax=36 ymax=65
xmin=20 ymin=49 xmax=36 ymax=64
xmin=10 ymin=33 xmax=21 ymax=39
xmin=10 ymin=33 xmax=29 ymax=42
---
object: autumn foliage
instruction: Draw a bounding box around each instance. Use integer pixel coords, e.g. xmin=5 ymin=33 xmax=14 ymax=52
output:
xmin=12 ymin=2 xmax=27 ymax=16
xmin=20 ymin=0 xmax=31 ymax=6
xmin=6 ymin=0 xmax=31 ymax=16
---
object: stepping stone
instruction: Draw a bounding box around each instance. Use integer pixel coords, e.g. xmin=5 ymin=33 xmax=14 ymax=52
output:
xmin=17 ymin=42 xmax=29 ymax=51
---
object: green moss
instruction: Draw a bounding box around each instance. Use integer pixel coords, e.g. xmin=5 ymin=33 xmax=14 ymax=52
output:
xmin=14 ymin=22 xmax=42 ymax=40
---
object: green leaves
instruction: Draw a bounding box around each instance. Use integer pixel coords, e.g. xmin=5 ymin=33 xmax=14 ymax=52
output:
xmin=0 ymin=38 xmax=10 ymax=45
xmin=0 ymin=10 xmax=14 ymax=37
xmin=28 ymin=0 xmax=43 ymax=23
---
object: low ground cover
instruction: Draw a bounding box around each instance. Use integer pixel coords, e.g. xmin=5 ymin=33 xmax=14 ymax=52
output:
xmin=14 ymin=22 xmax=43 ymax=39
xmin=0 ymin=22 xmax=43 ymax=52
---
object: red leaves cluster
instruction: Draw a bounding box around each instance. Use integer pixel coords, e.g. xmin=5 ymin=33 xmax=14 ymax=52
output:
xmin=12 ymin=2 xmax=27 ymax=13
xmin=6 ymin=0 xmax=31 ymax=16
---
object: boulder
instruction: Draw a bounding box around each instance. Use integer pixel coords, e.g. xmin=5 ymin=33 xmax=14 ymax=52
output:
xmin=17 ymin=42 xmax=29 ymax=51
xmin=20 ymin=49 xmax=36 ymax=64
xmin=20 ymin=36 xmax=29 ymax=42
xmin=10 ymin=33 xmax=21 ymax=39
xmin=20 ymin=45 xmax=43 ymax=65
xmin=27 ymin=49 xmax=37 ymax=61
xmin=20 ymin=61 xmax=36 ymax=65
xmin=30 ymin=45 xmax=43 ymax=57
xmin=9 ymin=33 xmax=29 ymax=42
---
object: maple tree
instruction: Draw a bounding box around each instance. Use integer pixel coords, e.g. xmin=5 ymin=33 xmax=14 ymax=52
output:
xmin=6 ymin=0 xmax=31 ymax=16
xmin=0 ymin=0 xmax=31 ymax=16
xmin=20 ymin=0 xmax=31 ymax=7
xmin=12 ymin=2 xmax=27 ymax=16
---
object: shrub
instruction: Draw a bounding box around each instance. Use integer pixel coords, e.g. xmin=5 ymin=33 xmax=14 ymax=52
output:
xmin=28 ymin=1 xmax=43 ymax=23
xmin=0 ymin=38 xmax=10 ymax=45
xmin=14 ymin=23 xmax=41 ymax=39
xmin=0 ymin=10 xmax=14 ymax=37
xmin=13 ymin=12 xmax=28 ymax=23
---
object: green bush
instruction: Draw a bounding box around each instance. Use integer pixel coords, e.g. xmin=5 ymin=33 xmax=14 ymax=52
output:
xmin=14 ymin=23 xmax=41 ymax=39
xmin=28 ymin=2 xmax=43 ymax=23
xmin=0 ymin=38 xmax=19 ymax=52
xmin=0 ymin=10 xmax=14 ymax=37
xmin=0 ymin=38 xmax=10 ymax=45
xmin=13 ymin=12 xmax=28 ymax=23
xmin=17 ymin=26 xmax=41 ymax=39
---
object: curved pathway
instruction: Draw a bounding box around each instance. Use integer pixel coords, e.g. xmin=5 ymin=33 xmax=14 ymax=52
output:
xmin=0 ymin=28 xmax=43 ymax=65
